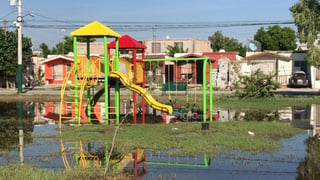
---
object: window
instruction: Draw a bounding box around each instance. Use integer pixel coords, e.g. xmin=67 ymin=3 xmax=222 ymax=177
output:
xmin=152 ymin=42 xmax=161 ymax=53
xmin=174 ymin=42 xmax=183 ymax=49
xmin=53 ymin=64 xmax=63 ymax=80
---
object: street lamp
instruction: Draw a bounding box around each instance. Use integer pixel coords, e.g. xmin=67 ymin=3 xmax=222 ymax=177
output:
xmin=16 ymin=0 xmax=33 ymax=93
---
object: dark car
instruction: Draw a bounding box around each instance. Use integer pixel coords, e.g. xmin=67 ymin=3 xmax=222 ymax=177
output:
xmin=288 ymin=70 xmax=309 ymax=87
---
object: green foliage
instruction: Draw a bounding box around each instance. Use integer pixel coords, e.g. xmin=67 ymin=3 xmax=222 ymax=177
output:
xmin=235 ymin=69 xmax=280 ymax=98
xmin=166 ymin=44 xmax=189 ymax=57
xmin=297 ymin=137 xmax=320 ymax=179
xmin=291 ymin=0 xmax=320 ymax=67
xmin=254 ymin=25 xmax=297 ymax=51
xmin=290 ymin=0 xmax=320 ymax=44
xmin=208 ymin=30 xmax=247 ymax=57
xmin=39 ymin=43 xmax=50 ymax=58
xmin=0 ymin=28 xmax=33 ymax=80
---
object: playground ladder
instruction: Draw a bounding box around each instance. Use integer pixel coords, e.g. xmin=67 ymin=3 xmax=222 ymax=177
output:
xmin=59 ymin=63 xmax=89 ymax=126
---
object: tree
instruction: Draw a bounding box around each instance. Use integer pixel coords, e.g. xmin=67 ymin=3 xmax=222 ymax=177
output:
xmin=253 ymin=25 xmax=297 ymax=51
xmin=208 ymin=31 xmax=246 ymax=57
xmin=166 ymin=44 xmax=189 ymax=57
xmin=0 ymin=28 xmax=33 ymax=88
xmin=235 ymin=69 xmax=280 ymax=98
xmin=291 ymin=0 xmax=320 ymax=67
xmin=39 ymin=43 xmax=51 ymax=58
xmin=290 ymin=0 xmax=320 ymax=44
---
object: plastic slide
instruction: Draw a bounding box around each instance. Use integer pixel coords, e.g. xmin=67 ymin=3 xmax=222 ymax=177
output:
xmin=109 ymin=71 xmax=173 ymax=114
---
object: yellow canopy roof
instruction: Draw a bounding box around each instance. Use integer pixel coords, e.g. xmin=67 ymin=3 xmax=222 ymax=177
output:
xmin=71 ymin=21 xmax=121 ymax=38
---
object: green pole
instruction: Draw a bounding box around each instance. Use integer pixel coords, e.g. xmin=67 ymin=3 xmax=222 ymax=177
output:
xmin=209 ymin=59 xmax=213 ymax=122
xmin=104 ymin=36 xmax=109 ymax=125
xmin=203 ymin=154 xmax=208 ymax=167
xmin=202 ymin=59 xmax=207 ymax=123
xmin=86 ymin=38 xmax=91 ymax=124
xmin=202 ymin=58 xmax=213 ymax=122
xmin=17 ymin=65 xmax=22 ymax=93
xmin=115 ymin=38 xmax=120 ymax=125
xmin=73 ymin=37 xmax=79 ymax=125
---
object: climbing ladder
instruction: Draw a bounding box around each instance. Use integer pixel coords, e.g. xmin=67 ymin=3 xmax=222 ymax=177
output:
xmin=59 ymin=56 xmax=101 ymax=127
xmin=59 ymin=62 xmax=88 ymax=127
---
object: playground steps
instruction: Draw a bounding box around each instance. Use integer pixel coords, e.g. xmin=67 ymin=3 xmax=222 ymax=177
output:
xmin=108 ymin=106 xmax=117 ymax=124
xmin=59 ymin=71 xmax=89 ymax=125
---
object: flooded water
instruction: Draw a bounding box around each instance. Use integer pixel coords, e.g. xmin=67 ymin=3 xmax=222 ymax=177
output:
xmin=0 ymin=101 xmax=319 ymax=179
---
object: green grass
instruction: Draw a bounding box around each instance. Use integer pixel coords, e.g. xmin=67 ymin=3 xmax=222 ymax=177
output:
xmin=0 ymin=165 xmax=132 ymax=180
xmin=213 ymin=95 xmax=320 ymax=111
xmin=57 ymin=121 xmax=302 ymax=155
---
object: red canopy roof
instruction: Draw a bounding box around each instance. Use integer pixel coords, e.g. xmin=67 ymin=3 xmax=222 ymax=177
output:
xmin=108 ymin=34 xmax=146 ymax=49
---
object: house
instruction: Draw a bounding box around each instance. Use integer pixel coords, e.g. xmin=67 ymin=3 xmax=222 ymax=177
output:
xmin=40 ymin=55 xmax=74 ymax=85
xmin=143 ymin=38 xmax=212 ymax=56
xmin=166 ymin=51 xmax=238 ymax=89
xmin=240 ymin=51 xmax=312 ymax=87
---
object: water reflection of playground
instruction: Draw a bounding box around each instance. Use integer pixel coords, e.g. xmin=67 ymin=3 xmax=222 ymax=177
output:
xmin=37 ymin=101 xmax=320 ymax=135
xmin=0 ymin=101 xmax=319 ymax=178
xmin=60 ymin=140 xmax=210 ymax=178
xmin=59 ymin=134 xmax=320 ymax=179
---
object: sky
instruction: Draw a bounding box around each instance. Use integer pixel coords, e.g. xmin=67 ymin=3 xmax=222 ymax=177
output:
xmin=0 ymin=0 xmax=299 ymax=49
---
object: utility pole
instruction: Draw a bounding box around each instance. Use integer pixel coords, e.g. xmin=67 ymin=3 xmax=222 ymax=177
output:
xmin=17 ymin=0 xmax=23 ymax=93
xmin=3 ymin=19 xmax=7 ymax=40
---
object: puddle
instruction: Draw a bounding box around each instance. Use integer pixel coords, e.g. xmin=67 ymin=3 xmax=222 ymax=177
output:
xmin=0 ymin=101 xmax=319 ymax=179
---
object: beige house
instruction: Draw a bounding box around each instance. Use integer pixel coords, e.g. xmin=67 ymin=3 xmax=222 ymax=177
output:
xmin=143 ymin=38 xmax=212 ymax=56
xmin=240 ymin=51 xmax=293 ymax=86
xmin=239 ymin=51 xmax=320 ymax=88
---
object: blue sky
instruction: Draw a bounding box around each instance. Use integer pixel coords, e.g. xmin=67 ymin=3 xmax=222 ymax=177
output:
xmin=1 ymin=0 xmax=298 ymax=48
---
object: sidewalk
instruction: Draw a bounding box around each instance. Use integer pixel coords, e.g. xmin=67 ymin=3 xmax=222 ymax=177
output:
xmin=0 ymin=85 xmax=61 ymax=95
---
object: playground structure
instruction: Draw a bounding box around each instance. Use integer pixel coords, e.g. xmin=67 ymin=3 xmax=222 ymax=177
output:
xmin=58 ymin=21 xmax=213 ymax=126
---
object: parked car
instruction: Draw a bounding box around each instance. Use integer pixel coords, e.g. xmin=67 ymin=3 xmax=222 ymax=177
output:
xmin=288 ymin=70 xmax=309 ymax=87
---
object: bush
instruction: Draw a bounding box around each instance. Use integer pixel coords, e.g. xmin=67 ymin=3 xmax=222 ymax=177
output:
xmin=235 ymin=69 xmax=280 ymax=98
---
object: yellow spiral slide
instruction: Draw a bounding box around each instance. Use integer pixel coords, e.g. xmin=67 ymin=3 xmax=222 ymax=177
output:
xmin=109 ymin=71 xmax=173 ymax=115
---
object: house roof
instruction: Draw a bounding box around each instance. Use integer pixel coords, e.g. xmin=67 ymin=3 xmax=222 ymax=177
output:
xmin=203 ymin=52 xmax=237 ymax=61
xmin=40 ymin=55 xmax=74 ymax=64
xmin=244 ymin=51 xmax=291 ymax=61
xmin=175 ymin=53 xmax=203 ymax=58
xmin=108 ymin=34 xmax=146 ymax=49
xmin=70 ymin=21 xmax=121 ymax=38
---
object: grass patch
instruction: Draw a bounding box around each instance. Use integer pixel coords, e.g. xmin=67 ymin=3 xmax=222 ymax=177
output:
xmin=213 ymin=95 xmax=320 ymax=111
xmin=0 ymin=165 xmax=132 ymax=180
xmin=56 ymin=121 xmax=302 ymax=155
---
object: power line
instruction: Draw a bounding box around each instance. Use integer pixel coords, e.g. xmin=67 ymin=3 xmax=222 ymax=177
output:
xmin=2 ymin=20 xmax=294 ymax=31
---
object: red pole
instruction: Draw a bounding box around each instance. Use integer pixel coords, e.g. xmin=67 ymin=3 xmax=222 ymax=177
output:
xmin=134 ymin=150 xmax=138 ymax=176
xmin=142 ymin=50 xmax=145 ymax=124
xmin=163 ymin=112 xmax=166 ymax=124
xmin=133 ymin=49 xmax=137 ymax=124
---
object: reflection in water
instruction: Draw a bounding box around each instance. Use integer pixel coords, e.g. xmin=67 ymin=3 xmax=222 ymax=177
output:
xmin=60 ymin=141 xmax=106 ymax=169
xmin=214 ymin=105 xmax=320 ymax=136
xmin=297 ymin=136 xmax=320 ymax=179
xmin=2 ymin=101 xmax=320 ymax=179
xmin=0 ymin=102 xmax=34 ymax=164
xmin=59 ymin=139 xmax=211 ymax=178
